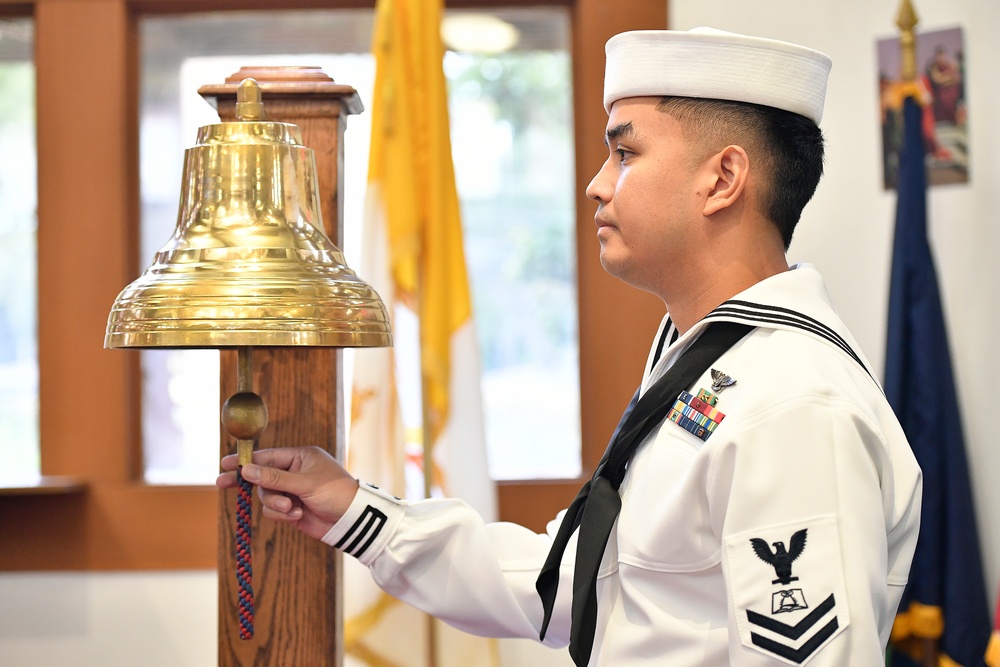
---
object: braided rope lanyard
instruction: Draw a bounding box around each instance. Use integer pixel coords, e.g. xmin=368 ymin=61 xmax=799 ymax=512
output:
xmin=222 ymin=347 xmax=268 ymax=641
xmin=236 ymin=459 xmax=255 ymax=639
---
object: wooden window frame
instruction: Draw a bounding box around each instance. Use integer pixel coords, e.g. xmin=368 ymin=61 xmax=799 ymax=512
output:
xmin=0 ymin=0 xmax=665 ymax=571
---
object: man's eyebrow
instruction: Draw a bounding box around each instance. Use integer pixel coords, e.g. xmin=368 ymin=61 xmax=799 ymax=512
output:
xmin=604 ymin=121 xmax=636 ymax=146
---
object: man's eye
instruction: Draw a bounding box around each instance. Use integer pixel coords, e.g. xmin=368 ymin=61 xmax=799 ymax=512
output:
xmin=616 ymin=149 xmax=628 ymax=161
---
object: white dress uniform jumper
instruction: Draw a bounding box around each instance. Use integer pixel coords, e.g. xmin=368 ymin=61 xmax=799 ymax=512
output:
xmin=323 ymin=264 xmax=922 ymax=666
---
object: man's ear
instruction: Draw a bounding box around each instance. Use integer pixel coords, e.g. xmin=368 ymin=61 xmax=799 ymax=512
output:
xmin=702 ymin=145 xmax=749 ymax=216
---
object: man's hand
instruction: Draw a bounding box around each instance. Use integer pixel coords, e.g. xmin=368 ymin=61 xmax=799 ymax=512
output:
xmin=216 ymin=447 xmax=360 ymax=541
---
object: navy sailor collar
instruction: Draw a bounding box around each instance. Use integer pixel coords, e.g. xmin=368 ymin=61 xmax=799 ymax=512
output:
xmin=645 ymin=264 xmax=877 ymax=389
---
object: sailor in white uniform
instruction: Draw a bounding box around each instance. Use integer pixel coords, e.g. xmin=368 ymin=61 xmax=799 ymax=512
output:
xmin=219 ymin=27 xmax=922 ymax=667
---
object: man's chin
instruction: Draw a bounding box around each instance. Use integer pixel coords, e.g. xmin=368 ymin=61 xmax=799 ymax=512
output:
xmin=600 ymin=251 xmax=655 ymax=294
xmin=599 ymin=250 xmax=628 ymax=281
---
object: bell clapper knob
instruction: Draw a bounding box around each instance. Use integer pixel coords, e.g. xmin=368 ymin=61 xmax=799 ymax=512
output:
xmin=222 ymin=346 xmax=268 ymax=463
xmin=235 ymin=78 xmax=265 ymax=121
xmin=222 ymin=391 xmax=269 ymax=465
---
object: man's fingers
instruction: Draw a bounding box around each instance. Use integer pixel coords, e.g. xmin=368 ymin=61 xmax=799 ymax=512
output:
xmin=260 ymin=504 xmax=303 ymax=524
xmin=258 ymin=486 xmax=294 ymax=514
xmin=216 ymin=470 xmax=238 ymax=489
xmin=250 ymin=447 xmax=324 ymax=471
xmin=239 ymin=461 xmax=317 ymax=497
xmin=221 ymin=447 xmax=318 ymax=473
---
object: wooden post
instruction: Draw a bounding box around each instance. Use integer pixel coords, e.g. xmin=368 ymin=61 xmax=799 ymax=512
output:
xmin=200 ymin=67 xmax=363 ymax=667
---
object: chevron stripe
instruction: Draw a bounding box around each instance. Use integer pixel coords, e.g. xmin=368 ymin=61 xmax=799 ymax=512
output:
xmin=747 ymin=594 xmax=836 ymax=639
xmin=746 ymin=593 xmax=838 ymax=663
xmin=751 ymin=617 xmax=839 ymax=664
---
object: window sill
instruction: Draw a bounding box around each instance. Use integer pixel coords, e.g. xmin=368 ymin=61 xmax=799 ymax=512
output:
xmin=0 ymin=475 xmax=88 ymax=497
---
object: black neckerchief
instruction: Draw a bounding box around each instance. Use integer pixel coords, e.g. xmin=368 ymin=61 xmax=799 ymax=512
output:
xmin=535 ymin=321 xmax=754 ymax=666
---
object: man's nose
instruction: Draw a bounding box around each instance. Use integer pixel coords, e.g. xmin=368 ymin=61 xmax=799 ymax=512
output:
xmin=586 ymin=159 xmax=613 ymax=203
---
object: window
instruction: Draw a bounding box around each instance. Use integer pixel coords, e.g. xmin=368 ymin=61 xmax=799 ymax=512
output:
xmin=139 ymin=10 xmax=375 ymax=484
xmin=0 ymin=18 xmax=36 ymax=483
xmin=4 ymin=0 xmax=665 ymax=573
xmin=444 ymin=36 xmax=579 ymax=479
xmin=138 ymin=8 xmax=577 ymax=484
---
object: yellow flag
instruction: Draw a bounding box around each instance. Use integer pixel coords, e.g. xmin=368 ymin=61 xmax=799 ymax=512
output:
xmin=346 ymin=0 xmax=497 ymax=664
xmin=369 ymin=0 xmax=474 ymax=444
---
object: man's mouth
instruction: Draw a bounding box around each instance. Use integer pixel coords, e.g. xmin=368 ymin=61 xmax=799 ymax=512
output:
xmin=595 ymin=213 xmax=616 ymax=230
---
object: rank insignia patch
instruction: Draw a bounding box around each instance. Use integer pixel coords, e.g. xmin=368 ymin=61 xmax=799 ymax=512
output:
xmin=725 ymin=516 xmax=849 ymax=665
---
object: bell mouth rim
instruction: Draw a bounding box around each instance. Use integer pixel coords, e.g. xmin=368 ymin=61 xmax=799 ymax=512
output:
xmin=104 ymin=330 xmax=393 ymax=349
xmin=105 ymin=277 xmax=393 ymax=349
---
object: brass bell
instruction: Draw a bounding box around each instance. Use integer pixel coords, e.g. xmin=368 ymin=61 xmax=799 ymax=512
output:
xmin=104 ymin=77 xmax=391 ymax=641
xmin=105 ymin=78 xmax=391 ymax=349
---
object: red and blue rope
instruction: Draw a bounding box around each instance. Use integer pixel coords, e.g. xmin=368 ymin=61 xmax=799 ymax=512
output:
xmin=236 ymin=466 xmax=254 ymax=640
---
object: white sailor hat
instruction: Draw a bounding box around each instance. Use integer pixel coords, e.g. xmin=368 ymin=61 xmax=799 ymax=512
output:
xmin=603 ymin=27 xmax=833 ymax=124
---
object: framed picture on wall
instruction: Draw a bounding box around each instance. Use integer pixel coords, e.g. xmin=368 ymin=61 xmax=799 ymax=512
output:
xmin=877 ymin=26 xmax=968 ymax=189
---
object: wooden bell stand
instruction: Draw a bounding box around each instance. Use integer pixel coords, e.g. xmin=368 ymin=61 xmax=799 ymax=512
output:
xmin=200 ymin=67 xmax=362 ymax=667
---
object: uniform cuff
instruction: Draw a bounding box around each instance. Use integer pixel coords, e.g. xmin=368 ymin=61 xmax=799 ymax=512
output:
xmin=321 ymin=481 xmax=406 ymax=565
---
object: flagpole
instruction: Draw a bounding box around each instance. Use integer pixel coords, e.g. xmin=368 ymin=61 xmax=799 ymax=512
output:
xmin=894 ymin=5 xmax=936 ymax=666
xmin=422 ymin=394 xmax=439 ymax=667
xmin=420 ymin=286 xmax=439 ymax=667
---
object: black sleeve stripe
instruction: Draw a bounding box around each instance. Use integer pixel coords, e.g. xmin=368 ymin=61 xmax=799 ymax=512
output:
xmin=334 ymin=505 xmax=388 ymax=558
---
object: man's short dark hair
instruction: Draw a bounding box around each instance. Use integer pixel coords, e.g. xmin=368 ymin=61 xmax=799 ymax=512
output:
xmin=656 ymin=97 xmax=825 ymax=249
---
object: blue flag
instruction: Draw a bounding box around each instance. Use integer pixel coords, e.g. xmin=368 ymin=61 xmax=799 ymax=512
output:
xmin=886 ymin=96 xmax=990 ymax=667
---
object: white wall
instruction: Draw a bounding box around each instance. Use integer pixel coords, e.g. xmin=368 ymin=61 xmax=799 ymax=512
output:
xmin=0 ymin=571 xmax=573 ymax=667
xmin=0 ymin=572 xmax=217 ymax=666
xmin=671 ymin=0 xmax=1000 ymax=605
xmin=3 ymin=2 xmax=998 ymax=664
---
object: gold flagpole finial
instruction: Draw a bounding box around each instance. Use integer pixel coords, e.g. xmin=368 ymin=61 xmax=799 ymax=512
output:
xmin=896 ymin=0 xmax=919 ymax=83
